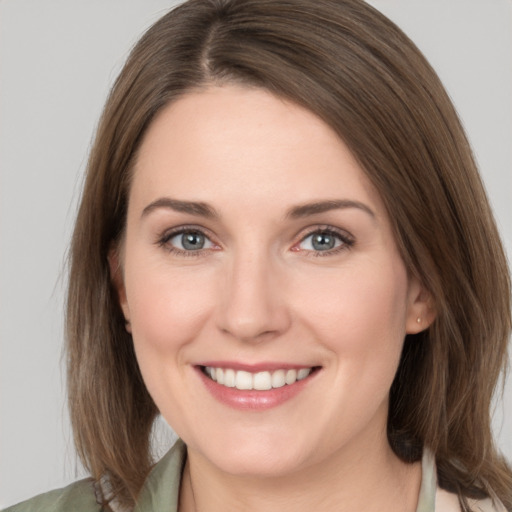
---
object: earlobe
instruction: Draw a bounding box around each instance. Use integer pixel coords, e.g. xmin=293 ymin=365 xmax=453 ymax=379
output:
xmin=108 ymin=245 xmax=131 ymax=332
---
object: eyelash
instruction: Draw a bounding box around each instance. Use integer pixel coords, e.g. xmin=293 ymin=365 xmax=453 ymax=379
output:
xmin=297 ymin=226 xmax=355 ymax=257
xmin=156 ymin=225 xmax=217 ymax=258
xmin=156 ymin=225 xmax=355 ymax=258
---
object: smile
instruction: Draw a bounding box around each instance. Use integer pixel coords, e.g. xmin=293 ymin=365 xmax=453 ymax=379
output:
xmin=197 ymin=363 xmax=321 ymax=410
xmin=202 ymin=366 xmax=313 ymax=391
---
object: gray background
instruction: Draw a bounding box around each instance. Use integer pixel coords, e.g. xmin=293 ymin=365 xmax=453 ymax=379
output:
xmin=1 ymin=0 xmax=511 ymax=507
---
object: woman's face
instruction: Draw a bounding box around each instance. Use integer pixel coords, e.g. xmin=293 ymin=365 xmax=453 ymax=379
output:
xmin=114 ymin=85 xmax=428 ymax=477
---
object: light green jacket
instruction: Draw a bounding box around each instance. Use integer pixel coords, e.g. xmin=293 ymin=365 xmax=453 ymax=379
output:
xmin=2 ymin=441 xmax=506 ymax=512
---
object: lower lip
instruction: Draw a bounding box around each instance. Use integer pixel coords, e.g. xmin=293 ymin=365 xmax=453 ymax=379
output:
xmin=196 ymin=367 xmax=317 ymax=411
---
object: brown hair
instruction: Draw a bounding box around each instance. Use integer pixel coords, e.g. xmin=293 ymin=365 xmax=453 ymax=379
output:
xmin=66 ymin=0 xmax=512 ymax=509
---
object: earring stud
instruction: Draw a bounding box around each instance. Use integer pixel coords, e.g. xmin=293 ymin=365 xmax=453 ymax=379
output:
xmin=416 ymin=317 xmax=421 ymax=324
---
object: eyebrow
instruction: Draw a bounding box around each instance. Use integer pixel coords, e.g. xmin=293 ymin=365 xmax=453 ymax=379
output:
xmin=285 ymin=199 xmax=375 ymax=219
xmin=141 ymin=198 xmax=219 ymax=219
xmin=141 ymin=197 xmax=375 ymax=220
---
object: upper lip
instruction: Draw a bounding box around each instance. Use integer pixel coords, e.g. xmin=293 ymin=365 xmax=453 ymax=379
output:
xmin=196 ymin=361 xmax=318 ymax=372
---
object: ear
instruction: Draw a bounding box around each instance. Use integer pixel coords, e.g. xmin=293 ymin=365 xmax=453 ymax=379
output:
xmin=108 ymin=244 xmax=132 ymax=333
xmin=405 ymin=275 xmax=436 ymax=334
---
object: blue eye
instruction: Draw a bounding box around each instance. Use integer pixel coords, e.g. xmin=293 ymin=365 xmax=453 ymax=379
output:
xmin=167 ymin=230 xmax=214 ymax=251
xmin=298 ymin=229 xmax=353 ymax=253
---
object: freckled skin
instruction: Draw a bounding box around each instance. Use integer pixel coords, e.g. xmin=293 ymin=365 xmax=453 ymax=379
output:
xmin=113 ymin=85 xmax=431 ymax=509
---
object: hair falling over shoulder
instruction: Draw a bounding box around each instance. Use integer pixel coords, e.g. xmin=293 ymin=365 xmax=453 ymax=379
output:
xmin=66 ymin=1 xmax=512 ymax=510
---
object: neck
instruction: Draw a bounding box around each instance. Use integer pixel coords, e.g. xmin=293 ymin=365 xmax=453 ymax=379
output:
xmin=178 ymin=430 xmax=422 ymax=512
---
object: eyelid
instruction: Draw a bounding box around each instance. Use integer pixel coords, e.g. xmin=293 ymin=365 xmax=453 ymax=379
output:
xmin=156 ymin=224 xmax=220 ymax=255
xmin=293 ymin=225 xmax=355 ymax=254
xmin=296 ymin=224 xmax=354 ymax=241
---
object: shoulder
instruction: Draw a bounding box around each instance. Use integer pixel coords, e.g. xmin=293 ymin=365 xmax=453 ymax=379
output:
xmin=466 ymin=496 xmax=508 ymax=512
xmin=422 ymin=449 xmax=507 ymax=512
xmin=2 ymin=440 xmax=187 ymax=512
xmin=2 ymin=479 xmax=100 ymax=512
xmin=436 ymin=487 xmax=508 ymax=512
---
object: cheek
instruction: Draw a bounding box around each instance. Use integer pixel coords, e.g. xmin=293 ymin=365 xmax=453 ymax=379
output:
xmin=297 ymin=258 xmax=409 ymax=368
xmin=124 ymin=257 xmax=217 ymax=356
xmin=292 ymin=259 xmax=410 ymax=438
xmin=123 ymin=257 xmax=219 ymax=420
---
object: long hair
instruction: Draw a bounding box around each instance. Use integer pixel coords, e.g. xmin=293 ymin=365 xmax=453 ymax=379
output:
xmin=66 ymin=0 xmax=512 ymax=509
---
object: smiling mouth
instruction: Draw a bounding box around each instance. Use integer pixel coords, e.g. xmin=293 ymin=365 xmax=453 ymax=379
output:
xmin=200 ymin=366 xmax=319 ymax=391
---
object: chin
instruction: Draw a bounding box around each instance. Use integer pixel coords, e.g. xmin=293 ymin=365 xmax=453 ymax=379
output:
xmin=188 ymin=428 xmax=315 ymax=478
xmin=214 ymin=450 xmax=308 ymax=478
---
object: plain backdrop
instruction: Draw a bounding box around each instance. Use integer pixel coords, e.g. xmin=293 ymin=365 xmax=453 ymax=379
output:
xmin=0 ymin=0 xmax=511 ymax=507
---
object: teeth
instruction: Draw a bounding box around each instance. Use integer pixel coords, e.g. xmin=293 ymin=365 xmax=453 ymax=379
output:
xmin=253 ymin=371 xmax=272 ymax=390
xmin=285 ymin=369 xmax=297 ymax=385
xmin=271 ymin=369 xmax=286 ymax=389
xmin=204 ymin=366 xmax=313 ymax=390
xmin=235 ymin=370 xmax=253 ymax=390
xmin=297 ymin=368 xmax=310 ymax=380
xmin=224 ymin=368 xmax=236 ymax=388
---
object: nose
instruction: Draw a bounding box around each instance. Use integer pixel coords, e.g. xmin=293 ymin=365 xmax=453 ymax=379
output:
xmin=215 ymin=250 xmax=292 ymax=343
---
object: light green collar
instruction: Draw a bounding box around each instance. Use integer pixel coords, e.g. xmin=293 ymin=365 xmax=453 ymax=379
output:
xmin=134 ymin=439 xmax=186 ymax=512
xmin=417 ymin=449 xmax=437 ymax=512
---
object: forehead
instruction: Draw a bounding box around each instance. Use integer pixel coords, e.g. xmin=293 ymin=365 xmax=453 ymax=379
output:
xmin=131 ymin=85 xmax=384 ymax=217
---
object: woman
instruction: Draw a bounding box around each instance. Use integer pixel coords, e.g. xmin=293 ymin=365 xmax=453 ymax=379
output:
xmin=4 ymin=0 xmax=511 ymax=511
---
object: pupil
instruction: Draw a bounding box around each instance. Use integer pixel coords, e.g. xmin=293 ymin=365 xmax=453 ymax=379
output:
xmin=182 ymin=232 xmax=204 ymax=250
xmin=312 ymin=233 xmax=335 ymax=251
